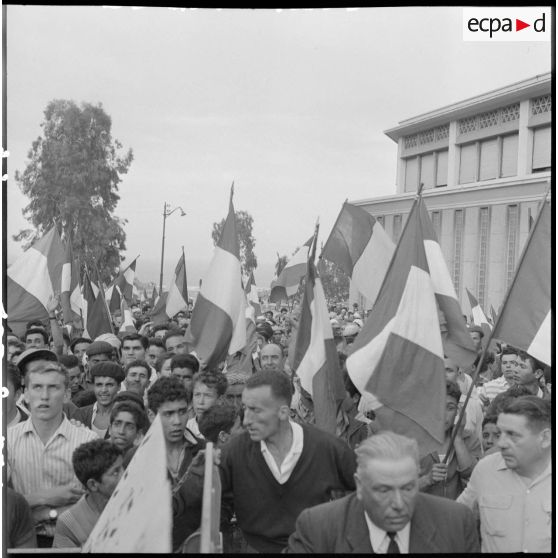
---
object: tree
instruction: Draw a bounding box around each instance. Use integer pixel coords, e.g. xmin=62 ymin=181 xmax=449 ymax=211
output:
xmin=212 ymin=209 xmax=257 ymax=276
xmin=14 ymin=99 xmax=133 ymax=283
xmin=318 ymin=257 xmax=350 ymax=303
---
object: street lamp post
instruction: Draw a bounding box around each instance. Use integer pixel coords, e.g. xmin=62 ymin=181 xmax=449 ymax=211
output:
xmin=159 ymin=201 xmax=186 ymax=294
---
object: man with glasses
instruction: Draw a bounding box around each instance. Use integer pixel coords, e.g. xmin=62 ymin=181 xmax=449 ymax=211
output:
xmin=7 ymin=359 xmax=98 ymax=547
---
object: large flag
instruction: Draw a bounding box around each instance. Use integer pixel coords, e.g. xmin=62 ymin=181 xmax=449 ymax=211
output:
xmin=492 ymin=198 xmax=551 ymax=365
xmin=60 ymin=240 xmax=82 ymax=327
xmin=166 ymin=250 xmax=189 ymax=318
xmin=87 ymin=290 xmax=114 ymax=339
xmin=466 ymin=288 xmax=492 ymax=337
xmin=322 ymin=201 xmax=395 ymax=310
xmin=269 ymin=237 xmax=313 ymax=303
xmin=346 ymin=196 xmax=476 ymax=456
xmin=188 ymin=185 xmax=246 ymax=369
xmin=83 ymin=414 xmax=172 ymax=552
xmin=245 ymin=270 xmax=261 ymax=320
xmin=119 ymin=298 xmax=137 ymax=334
xmin=7 ymin=226 xmax=66 ymax=335
xmin=292 ymin=241 xmax=346 ymax=435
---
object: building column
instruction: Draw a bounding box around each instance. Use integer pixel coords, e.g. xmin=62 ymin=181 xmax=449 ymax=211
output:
xmin=447 ymin=120 xmax=458 ymax=188
xmin=517 ymin=99 xmax=531 ymax=177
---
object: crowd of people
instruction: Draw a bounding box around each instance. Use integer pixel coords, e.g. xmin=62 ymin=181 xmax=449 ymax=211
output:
xmin=4 ymin=298 xmax=552 ymax=553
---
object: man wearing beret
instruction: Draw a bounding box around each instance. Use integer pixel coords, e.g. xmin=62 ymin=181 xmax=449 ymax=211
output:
xmin=73 ymin=362 xmax=125 ymax=439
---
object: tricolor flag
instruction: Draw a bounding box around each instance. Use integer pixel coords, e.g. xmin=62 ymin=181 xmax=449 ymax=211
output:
xmin=7 ymin=226 xmax=65 ymax=335
xmin=150 ymin=291 xmax=169 ymax=326
xmin=83 ymin=414 xmax=172 ymax=552
xmin=119 ymin=298 xmax=137 ymax=334
xmin=60 ymin=240 xmax=81 ymax=327
xmin=86 ymin=285 xmax=114 ymax=340
xmin=269 ymin=237 xmax=313 ymax=303
xmin=466 ymin=288 xmax=492 ymax=338
xmin=166 ymin=249 xmax=189 ymax=319
xmin=81 ymin=271 xmax=96 ymax=338
xmin=113 ymin=257 xmax=138 ymax=304
xmin=492 ymin=197 xmax=551 ymax=365
xmin=292 ymin=237 xmax=346 ymax=435
xmin=346 ymin=196 xmax=476 ymax=456
xmin=322 ymin=201 xmax=395 ymax=310
xmin=245 ymin=270 xmax=261 ymax=320
xmin=188 ymin=185 xmax=246 ymax=369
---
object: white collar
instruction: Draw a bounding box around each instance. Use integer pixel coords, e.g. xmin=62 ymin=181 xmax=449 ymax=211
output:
xmin=364 ymin=512 xmax=411 ymax=554
xmin=260 ymin=420 xmax=303 ymax=456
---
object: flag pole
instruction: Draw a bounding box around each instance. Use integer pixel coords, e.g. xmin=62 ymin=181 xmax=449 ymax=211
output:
xmin=443 ymin=186 xmax=551 ymax=463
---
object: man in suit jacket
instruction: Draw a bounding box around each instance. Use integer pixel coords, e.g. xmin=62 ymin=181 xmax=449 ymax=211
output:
xmin=287 ymin=431 xmax=479 ymax=553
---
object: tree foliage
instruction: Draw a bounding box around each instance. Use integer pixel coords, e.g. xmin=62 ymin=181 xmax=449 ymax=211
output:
xmin=211 ymin=209 xmax=257 ymax=276
xmin=14 ymin=99 xmax=133 ymax=283
xmin=318 ymin=257 xmax=350 ymax=303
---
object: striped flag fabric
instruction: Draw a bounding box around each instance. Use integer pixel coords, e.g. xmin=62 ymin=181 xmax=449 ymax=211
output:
xmin=81 ymin=271 xmax=97 ymax=338
xmin=86 ymin=285 xmax=114 ymax=340
xmin=188 ymin=185 xmax=246 ymax=369
xmin=492 ymin=197 xmax=551 ymax=365
xmin=245 ymin=270 xmax=261 ymax=320
xmin=60 ymin=240 xmax=81 ymax=327
xmin=490 ymin=304 xmax=498 ymax=325
xmin=106 ymin=283 xmax=122 ymax=314
xmin=292 ymin=243 xmax=346 ymax=435
xmin=113 ymin=257 xmax=138 ymax=304
xmin=269 ymin=237 xmax=313 ymax=303
xmin=83 ymin=414 xmax=172 ymax=552
xmin=150 ymin=291 xmax=169 ymax=326
xmin=7 ymin=226 xmax=66 ymax=335
xmin=166 ymin=250 xmax=189 ymax=319
xmin=466 ymin=288 xmax=492 ymax=337
xmin=119 ymin=298 xmax=137 ymax=334
xmin=321 ymin=201 xmax=395 ymax=310
xmin=346 ymin=196 xmax=476 ymax=456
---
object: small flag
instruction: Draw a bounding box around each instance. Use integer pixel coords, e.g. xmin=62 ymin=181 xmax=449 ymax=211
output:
xmin=493 ymin=197 xmax=551 ymax=365
xmin=292 ymin=236 xmax=346 ymax=435
xmin=269 ymin=237 xmax=313 ymax=303
xmin=150 ymin=292 xmax=169 ymax=326
xmin=119 ymin=298 xmax=137 ymax=334
xmin=346 ymin=196 xmax=476 ymax=457
xmin=166 ymin=249 xmax=189 ymax=319
xmin=106 ymin=283 xmax=122 ymax=314
xmin=114 ymin=257 xmax=138 ymax=304
xmin=86 ymin=287 xmax=114 ymax=339
xmin=321 ymin=201 xmax=395 ymax=310
xmin=7 ymin=226 xmax=65 ymax=335
xmin=245 ymin=270 xmax=261 ymax=320
xmin=150 ymin=285 xmax=159 ymax=307
xmin=60 ymin=240 xmax=81 ymax=326
xmin=188 ymin=185 xmax=247 ymax=369
xmin=81 ymin=271 xmax=96 ymax=337
xmin=466 ymin=288 xmax=492 ymax=338
xmin=83 ymin=414 xmax=172 ymax=552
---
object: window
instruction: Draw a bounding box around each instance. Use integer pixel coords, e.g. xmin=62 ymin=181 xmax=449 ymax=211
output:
xmin=458 ymin=132 xmax=519 ymax=184
xmin=506 ymin=205 xmax=519 ymax=288
xmin=532 ymin=126 xmax=551 ymax=172
xmin=431 ymin=211 xmax=442 ymax=240
xmin=420 ymin=153 xmax=435 ymax=189
xmin=405 ymin=149 xmax=448 ymax=191
xmin=436 ymin=150 xmax=448 ymax=187
xmin=477 ymin=207 xmax=490 ymax=308
xmin=393 ymin=214 xmax=402 ymax=243
xmin=453 ymin=210 xmax=464 ymax=296
xmin=404 ymin=157 xmax=419 ymax=192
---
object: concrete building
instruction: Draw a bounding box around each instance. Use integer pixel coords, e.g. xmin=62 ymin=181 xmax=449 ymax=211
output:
xmin=351 ymin=73 xmax=551 ymax=315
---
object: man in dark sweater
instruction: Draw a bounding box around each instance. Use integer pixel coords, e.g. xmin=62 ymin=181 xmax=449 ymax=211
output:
xmin=219 ymin=370 xmax=356 ymax=553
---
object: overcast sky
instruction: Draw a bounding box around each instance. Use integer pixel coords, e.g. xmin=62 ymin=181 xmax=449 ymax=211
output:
xmin=6 ymin=6 xmax=552 ymax=289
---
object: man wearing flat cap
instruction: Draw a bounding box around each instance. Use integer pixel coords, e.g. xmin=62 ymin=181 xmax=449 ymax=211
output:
xmin=73 ymin=362 xmax=125 ymax=439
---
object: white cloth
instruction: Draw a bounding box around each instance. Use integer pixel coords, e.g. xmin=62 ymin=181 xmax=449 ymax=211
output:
xmin=186 ymin=417 xmax=204 ymax=439
xmin=364 ymin=512 xmax=411 ymax=553
xmin=260 ymin=421 xmax=303 ymax=484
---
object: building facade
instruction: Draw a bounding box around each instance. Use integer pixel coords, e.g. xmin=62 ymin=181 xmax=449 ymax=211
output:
xmin=351 ymin=73 xmax=551 ymax=314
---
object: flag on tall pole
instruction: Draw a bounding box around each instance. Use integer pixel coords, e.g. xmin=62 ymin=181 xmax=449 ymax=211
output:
xmin=83 ymin=414 xmax=172 ymax=552
xmin=107 ymin=283 xmax=122 ymax=314
xmin=245 ymin=270 xmax=261 ymax=319
xmin=7 ymin=226 xmax=66 ymax=335
xmin=113 ymin=257 xmax=139 ymax=304
xmin=60 ymin=240 xmax=81 ymax=327
xmin=87 ymin=286 xmax=114 ymax=339
xmin=81 ymin=270 xmax=96 ymax=338
xmin=321 ymin=201 xmax=395 ymax=310
xmin=292 ymin=223 xmax=347 ymax=435
xmin=346 ymin=193 xmax=476 ymax=457
xmin=150 ymin=284 xmax=159 ymax=306
xmin=188 ymin=183 xmax=247 ymax=369
xmin=166 ymin=248 xmax=189 ymax=318
xmin=466 ymin=288 xmax=492 ymax=337
xmin=269 ymin=237 xmax=313 ymax=303
xmin=492 ymin=196 xmax=551 ymax=365
xmin=150 ymin=291 xmax=169 ymax=325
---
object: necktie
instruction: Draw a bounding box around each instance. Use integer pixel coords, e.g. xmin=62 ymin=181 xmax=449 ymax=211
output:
xmin=387 ymin=532 xmax=400 ymax=554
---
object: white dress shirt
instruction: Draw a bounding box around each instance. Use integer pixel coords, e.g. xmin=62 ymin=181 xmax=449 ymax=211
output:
xmin=260 ymin=421 xmax=303 ymax=484
xmin=364 ymin=512 xmax=411 ymax=553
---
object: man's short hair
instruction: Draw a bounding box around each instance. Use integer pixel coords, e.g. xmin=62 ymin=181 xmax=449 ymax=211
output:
xmin=192 ymin=370 xmax=228 ymax=397
xmin=121 ymin=333 xmax=148 ymax=350
xmin=446 ymin=380 xmax=461 ymax=403
xmin=225 ymin=371 xmax=248 ymax=386
xmin=516 ymin=350 xmax=540 ymax=373
xmin=113 ymin=390 xmax=145 ymax=408
xmin=151 ymin=324 xmax=170 ymax=335
xmin=23 ymin=362 xmax=69 ymax=389
xmin=72 ymin=439 xmax=123 ymax=488
xmin=482 ymin=414 xmax=498 ymax=428
xmin=355 ymin=431 xmax=419 ymax=471
xmin=245 ymin=370 xmax=293 ymax=407
xmin=198 ymin=404 xmax=239 ymax=444
xmin=124 ymin=359 xmax=151 ymax=377
xmin=59 ymin=354 xmax=80 ymax=370
xmin=110 ymin=400 xmax=149 ymax=433
xmin=147 ymin=376 xmax=189 ymax=414
xmin=501 ymin=395 xmax=551 ymax=432
xmin=154 ymin=352 xmax=174 ymax=373
xmin=170 ymin=353 xmax=200 ymax=373
xmin=7 ymin=362 xmax=22 ymax=391
xmin=24 ymin=328 xmax=49 ymax=345
xmin=487 ymin=385 xmax=532 ymax=417
xmin=90 ymin=361 xmax=125 ymax=383
xmin=148 ymin=337 xmax=165 ymax=349
xmin=501 ymin=345 xmax=520 ymax=357
xmin=163 ymin=329 xmax=185 ymax=344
